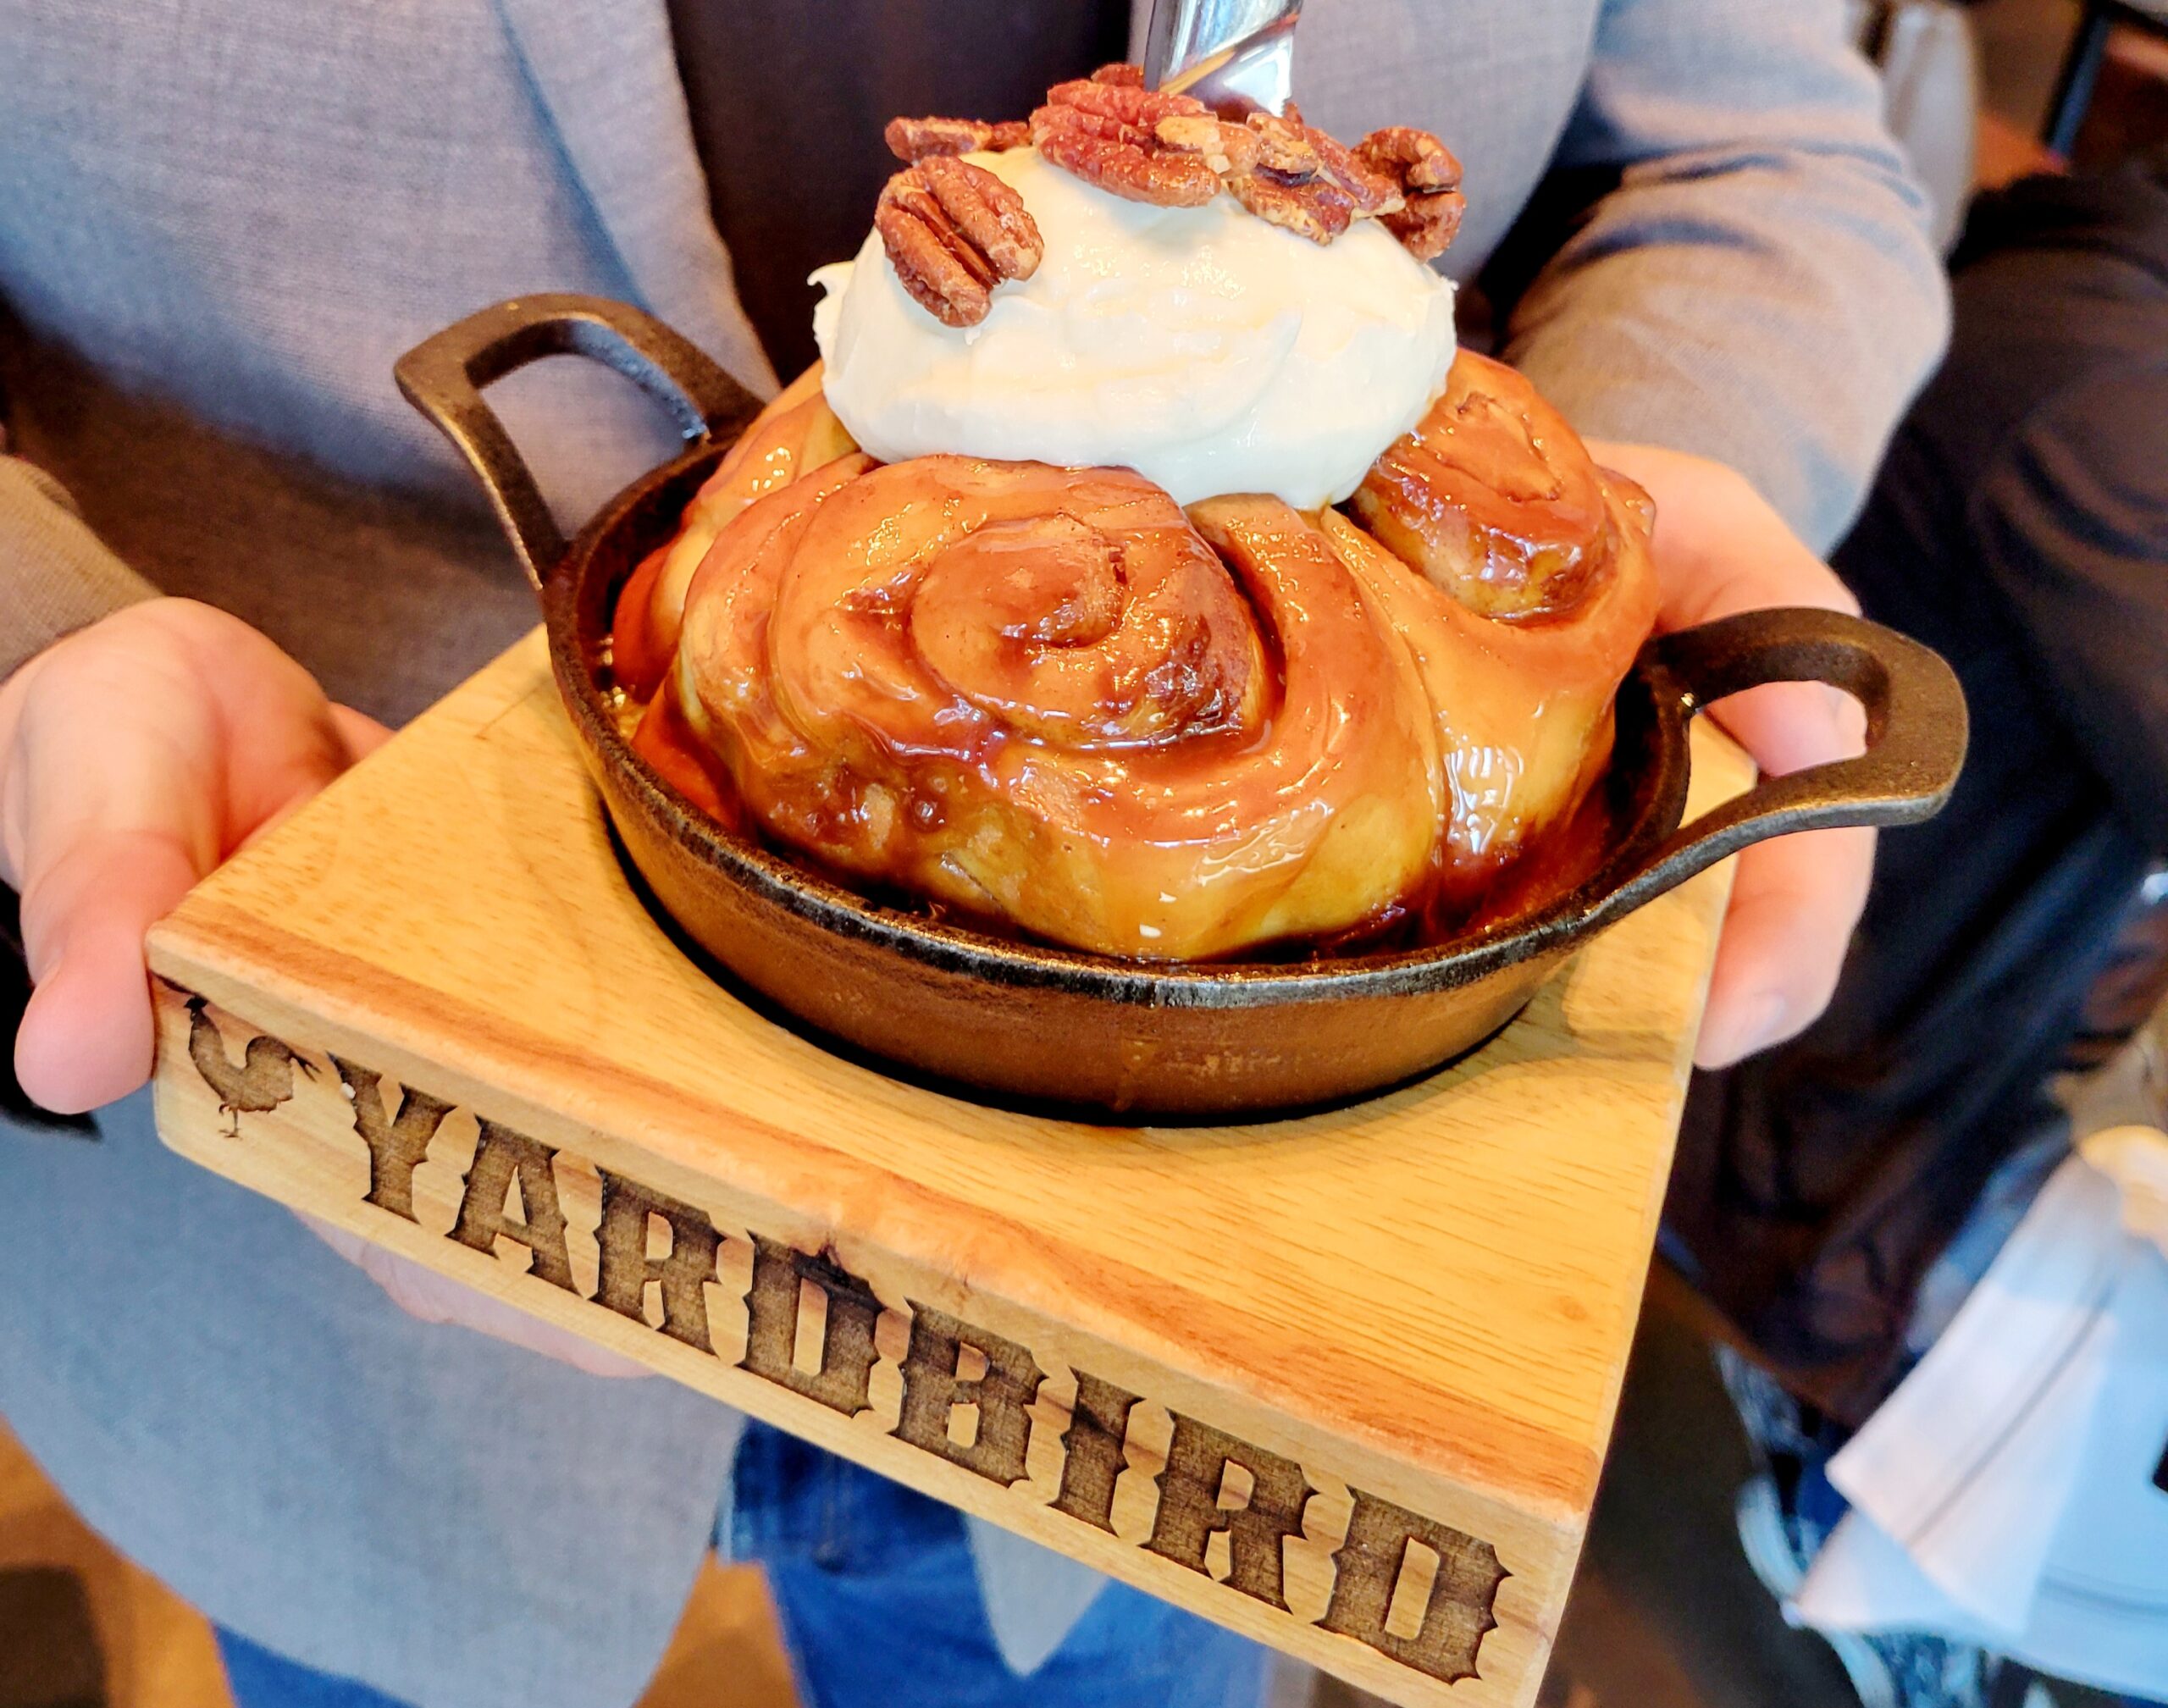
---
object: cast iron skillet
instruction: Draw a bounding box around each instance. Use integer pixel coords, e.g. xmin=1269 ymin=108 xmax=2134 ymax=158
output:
xmin=397 ymin=294 xmax=1967 ymax=1117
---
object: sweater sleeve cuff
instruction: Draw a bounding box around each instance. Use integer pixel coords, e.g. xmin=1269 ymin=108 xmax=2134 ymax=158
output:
xmin=0 ymin=456 xmax=158 ymax=686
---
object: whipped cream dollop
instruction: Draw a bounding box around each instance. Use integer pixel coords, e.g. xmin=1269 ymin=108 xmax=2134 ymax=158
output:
xmin=810 ymin=146 xmax=1456 ymax=511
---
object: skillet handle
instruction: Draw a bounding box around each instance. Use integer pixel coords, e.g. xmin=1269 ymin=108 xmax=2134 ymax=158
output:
xmin=395 ymin=294 xmax=765 ymax=591
xmin=1591 ymin=606 xmax=1969 ymax=927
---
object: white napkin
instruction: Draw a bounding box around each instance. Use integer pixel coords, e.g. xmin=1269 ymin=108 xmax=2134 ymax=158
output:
xmin=1789 ymin=1141 xmax=2168 ymax=1700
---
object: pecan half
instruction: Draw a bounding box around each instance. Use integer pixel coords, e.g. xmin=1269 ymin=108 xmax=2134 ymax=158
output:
xmin=1355 ymin=127 xmax=1466 ymax=261
xmin=1358 ymin=124 xmax=1462 ymax=193
xmin=885 ymin=115 xmax=1031 ymax=163
xmin=1029 ymin=75 xmax=1224 ymax=206
xmin=875 ymin=156 xmax=1043 ymax=328
xmin=1153 ymin=113 xmax=1262 ymax=179
xmin=1220 ymin=110 xmax=1397 ymax=246
xmin=1225 ymin=170 xmax=1355 ymax=243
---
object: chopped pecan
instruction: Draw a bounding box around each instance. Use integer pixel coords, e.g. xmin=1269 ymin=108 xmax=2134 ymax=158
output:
xmin=1020 ymin=67 xmax=1463 ymax=256
xmin=1355 ymin=127 xmax=1466 ymax=261
xmin=875 ymin=156 xmax=1043 ymax=328
xmin=1029 ymin=75 xmax=1223 ymax=206
xmin=885 ymin=115 xmax=1031 ymax=163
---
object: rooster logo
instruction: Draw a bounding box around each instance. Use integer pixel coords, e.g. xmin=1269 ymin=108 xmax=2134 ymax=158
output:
xmin=185 ymin=995 xmax=314 ymax=1136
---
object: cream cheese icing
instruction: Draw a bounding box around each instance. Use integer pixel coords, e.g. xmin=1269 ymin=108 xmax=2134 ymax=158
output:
xmin=810 ymin=146 xmax=1456 ymax=511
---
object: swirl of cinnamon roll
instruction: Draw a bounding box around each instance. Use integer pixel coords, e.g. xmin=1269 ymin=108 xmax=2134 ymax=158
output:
xmin=667 ymin=456 xmax=1444 ymax=960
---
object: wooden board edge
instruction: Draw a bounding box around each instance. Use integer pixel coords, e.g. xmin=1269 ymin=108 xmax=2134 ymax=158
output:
xmin=148 ymin=887 xmax=1607 ymax=1523
xmin=149 ymin=972 xmax=1574 ymax=1708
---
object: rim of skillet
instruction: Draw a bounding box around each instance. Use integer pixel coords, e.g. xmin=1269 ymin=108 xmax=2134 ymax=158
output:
xmin=543 ymin=439 xmax=1694 ymax=1011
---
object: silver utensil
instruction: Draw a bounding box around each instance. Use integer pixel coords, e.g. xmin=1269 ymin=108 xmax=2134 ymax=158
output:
xmin=1143 ymin=0 xmax=1302 ymax=115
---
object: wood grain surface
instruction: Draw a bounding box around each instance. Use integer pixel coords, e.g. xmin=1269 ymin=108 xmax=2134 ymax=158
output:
xmin=147 ymin=631 xmax=1751 ymax=1708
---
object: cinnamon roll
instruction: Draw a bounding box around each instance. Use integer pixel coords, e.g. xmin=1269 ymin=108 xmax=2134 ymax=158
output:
xmin=666 ymin=457 xmax=1441 ymax=960
xmin=619 ymin=351 xmax=1657 ymax=961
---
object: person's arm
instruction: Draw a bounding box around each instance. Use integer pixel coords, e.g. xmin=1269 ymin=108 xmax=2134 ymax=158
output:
xmin=1504 ymin=0 xmax=1950 ymax=554
xmin=0 ymin=450 xmax=158 ymax=683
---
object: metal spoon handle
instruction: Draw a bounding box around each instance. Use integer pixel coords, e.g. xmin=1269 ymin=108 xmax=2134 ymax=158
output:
xmin=1143 ymin=0 xmax=1302 ymax=114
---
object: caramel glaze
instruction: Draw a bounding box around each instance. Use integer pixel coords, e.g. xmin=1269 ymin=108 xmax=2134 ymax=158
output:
xmin=615 ymin=351 xmax=1659 ymax=964
xmin=629 ymin=659 xmax=1622 ymax=959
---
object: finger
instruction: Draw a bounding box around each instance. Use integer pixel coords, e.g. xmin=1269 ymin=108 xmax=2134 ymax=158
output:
xmin=14 ymin=826 xmax=202 ymax=1112
xmin=1704 ymin=677 xmax=1867 ymax=782
xmin=4 ymin=604 xmax=356 ymax=1114
xmin=1654 ymin=530 xmax=1858 ymax=631
xmin=7 ymin=632 xmax=223 ymax=1113
xmin=1578 ymin=445 xmax=1880 ymax=1063
xmin=187 ymin=633 xmax=366 ymax=834
xmin=1622 ymin=457 xmax=1860 ymax=632
xmin=330 ymin=705 xmax=393 ymax=764
xmin=1695 ymin=824 xmax=1875 ymax=1069
xmin=373 ymin=1257 xmax=655 ymax=1379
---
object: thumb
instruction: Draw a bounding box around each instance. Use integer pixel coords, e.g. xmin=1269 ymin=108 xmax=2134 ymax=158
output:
xmin=3 ymin=602 xmax=357 ymax=1116
xmin=15 ymin=826 xmax=203 ymax=1113
xmin=5 ymin=625 xmax=224 ymax=1114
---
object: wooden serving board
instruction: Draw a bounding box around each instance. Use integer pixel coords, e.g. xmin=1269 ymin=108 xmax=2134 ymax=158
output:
xmin=147 ymin=631 xmax=1750 ymax=1708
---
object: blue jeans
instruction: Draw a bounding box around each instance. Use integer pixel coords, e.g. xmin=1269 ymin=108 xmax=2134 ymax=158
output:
xmin=218 ymin=1423 xmax=1268 ymax=1708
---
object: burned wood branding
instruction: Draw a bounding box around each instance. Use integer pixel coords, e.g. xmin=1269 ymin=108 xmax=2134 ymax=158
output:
xmin=175 ymin=989 xmax=1509 ymax=1688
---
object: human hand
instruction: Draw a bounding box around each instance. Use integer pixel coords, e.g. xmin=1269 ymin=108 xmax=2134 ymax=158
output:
xmin=0 ymin=599 xmax=387 ymax=1111
xmin=1585 ymin=444 xmax=1874 ymax=1070
xmin=0 ymin=598 xmax=647 ymax=1375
